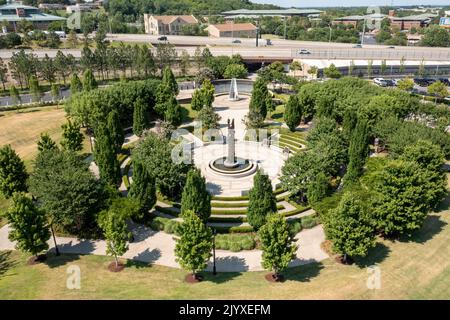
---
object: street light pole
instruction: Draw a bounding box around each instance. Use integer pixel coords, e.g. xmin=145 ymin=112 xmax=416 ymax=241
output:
xmin=212 ymin=228 xmax=217 ymax=275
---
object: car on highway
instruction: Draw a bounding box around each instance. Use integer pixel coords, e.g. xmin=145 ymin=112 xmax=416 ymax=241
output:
xmin=353 ymin=44 xmax=362 ymax=48
xmin=232 ymin=39 xmax=241 ymax=44
xmin=298 ymin=49 xmax=311 ymax=55
xmin=387 ymin=46 xmax=395 ymax=49
xmin=157 ymin=36 xmax=168 ymax=41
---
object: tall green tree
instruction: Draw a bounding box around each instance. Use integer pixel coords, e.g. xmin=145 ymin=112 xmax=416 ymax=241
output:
xmin=29 ymin=75 xmax=42 ymax=103
xmin=0 ymin=57 xmax=8 ymax=91
xmin=249 ymin=77 xmax=270 ymax=121
xmin=284 ymin=94 xmax=303 ymax=132
xmin=247 ymin=170 xmax=277 ymax=230
xmin=6 ymin=193 xmax=50 ymax=261
xmin=161 ymin=66 xmax=179 ymax=95
xmin=94 ymin=123 xmax=121 ymax=185
xmin=70 ymin=73 xmax=83 ymax=94
xmin=9 ymin=85 xmax=21 ymax=106
xmin=324 ymin=192 xmax=375 ymax=264
xmin=60 ymin=119 xmax=84 ymax=152
xmin=181 ymin=168 xmax=211 ymax=222
xmin=51 ymin=83 xmax=60 ymax=102
xmin=164 ymin=95 xmax=182 ymax=126
xmin=82 ymin=68 xmax=98 ymax=92
xmin=345 ymin=118 xmax=369 ymax=182
xmin=175 ymin=210 xmax=213 ymax=280
xmin=98 ymin=204 xmax=131 ymax=270
xmin=133 ymin=97 xmax=150 ymax=137
xmin=37 ymin=133 xmax=57 ymax=153
xmin=0 ymin=145 xmax=28 ymax=199
xmin=128 ymin=160 xmax=156 ymax=220
xmin=198 ymin=104 xmax=220 ymax=130
xmin=259 ymin=214 xmax=297 ymax=280
xmin=107 ymin=109 xmax=124 ymax=153
xmin=306 ymin=172 xmax=329 ymax=205
xmin=29 ymin=149 xmax=107 ymax=241
xmin=371 ymin=160 xmax=444 ymax=236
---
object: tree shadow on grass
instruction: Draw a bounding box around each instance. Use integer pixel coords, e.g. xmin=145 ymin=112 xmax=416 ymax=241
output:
xmin=399 ymin=215 xmax=447 ymax=245
xmin=44 ymin=253 xmax=83 ymax=268
xmin=353 ymin=242 xmax=391 ymax=268
xmin=0 ymin=250 xmax=17 ymax=278
xmin=283 ymin=261 xmax=324 ymax=282
xmin=180 ymin=107 xmax=194 ymax=123
xmin=128 ymin=248 xmax=162 ymax=268
xmin=271 ymin=112 xmax=283 ymax=120
xmin=202 ymin=256 xmax=247 ymax=283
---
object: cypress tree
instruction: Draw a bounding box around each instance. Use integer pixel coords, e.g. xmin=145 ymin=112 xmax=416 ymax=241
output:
xmin=70 ymin=73 xmax=83 ymax=94
xmin=161 ymin=66 xmax=179 ymax=95
xmin=10 ymin=85 xmax=20 ymax=105
xmin=247 ymin=170 xmax=277 ymax=230
xmin=306 ymin=172 xmax=329 ymax=205
xmin=284 ymin=94 xmax=303 ymax=132
xmin=181 ymin=168 xmax=211 ymax=222
xmin=249 ymin=78 xmax=269 ymax=120
xmin=60 ymin=119 xmax=84 ymax=152
xmin=0 ymin=145 xmax=28 ymax=199
xmin=107 ymin=109 xmax=124 ymax=153
xmin=82 ymin=69 xmax=98 ymax=92
xmin=6 ymin=193 xmax=51 ymax=261
xmin=37 ymin=133 xmax=58 ymax=153
xmin=154 ymin=83 xmax=173 ymax=117
xmin=29 ymin=75 xmax=42 ymax=103
xmin=94 ymin=124 xmax=121 ymax=185
xmin=128 ymin=160 xmax=156 ymax=220
xmin=133 ymin=97 xmax=150 ymax=137
xmin=164 ymin=95 xmax=182 ymax=127
xmin=345 ymin=118 xmax=369 ymax=182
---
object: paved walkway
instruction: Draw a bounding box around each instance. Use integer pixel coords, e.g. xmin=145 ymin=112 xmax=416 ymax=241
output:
xmin=0 ymin=223 xmax=328 ymax=272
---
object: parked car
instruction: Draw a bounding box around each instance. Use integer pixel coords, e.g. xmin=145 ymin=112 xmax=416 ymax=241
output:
xmin=413 ymin=78 xmax=431 ymax=87
xmin=298 ymin=49 xmax=311 ymax=54
xmin=373 ymin=78 xmax=388 ymax=87
xmin=54 ymin=31 xmax=66 ymax=38
xmin=438 ymin=78 xmax=450 ymax=86
xmin=384 ymin=79 xmax=395 ymax=87
xmin=157 ymin=36 xmax=168 ymax=41
xmin=266 ymin=39 xmax=272 ymax=45
xmin=232 ymin=39 xmax=241 ymax=44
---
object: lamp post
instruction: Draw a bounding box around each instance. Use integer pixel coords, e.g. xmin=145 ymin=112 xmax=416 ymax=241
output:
xmin=212 ymin=228 xmax=217 ymax=275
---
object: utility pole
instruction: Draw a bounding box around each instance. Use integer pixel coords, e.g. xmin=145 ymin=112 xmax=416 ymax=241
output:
xmin=361 ymin=18 xmax=366 ymax=46
xmin=256 ymin=20 xmax=259 ymax=47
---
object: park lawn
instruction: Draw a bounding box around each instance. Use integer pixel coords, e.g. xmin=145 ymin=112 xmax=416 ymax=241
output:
xmin=180 ymin=103 xmax=198 ymax=123
xmin=269 ymin=104 xmax=285 ymax=122
xmin=0 ymin=106 xmax=90 ymax=162
xmin=0 ymin=206 xmax=448 ymax=299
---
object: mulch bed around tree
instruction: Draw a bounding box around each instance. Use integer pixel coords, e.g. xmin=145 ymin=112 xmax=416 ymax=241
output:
xmin=264 ymin=273 xmax=284 ymax=283
xmin=27 ymin=254 xmax=47 ymax=265
xmin=185 ymin=273 xmax=203 ymax=283
xmin=334 ymin=255 xmax=354 ymax=265
xmin=108 ymin=261 xmax=125 ymax=272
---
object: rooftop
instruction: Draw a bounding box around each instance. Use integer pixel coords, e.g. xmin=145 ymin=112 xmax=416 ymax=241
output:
xmin=0 ymin=2 xmax=65 ymax=22
xmin=207 ymin=23 xmax=257 ymax=32
xmin=222 ymin=8 xmax=323 ymax=16
xmin=150 ymin=15 xmax=198 ymax=25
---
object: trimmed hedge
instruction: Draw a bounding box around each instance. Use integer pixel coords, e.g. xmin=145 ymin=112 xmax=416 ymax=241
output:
xmin=208 ymin=216 xmax=247 ymax=223
xmin=211 ymin=188 xmax=286 ymax=201
xmin=212 ymin=225 xmax=254 ymax=234
xmin=149 ymin=216 xmax=181 ymax=235
xmin=155 ymin=205 xmax=180 ymax=217
xmin=215 ymin=233 xmax=256 ymax=251
xmin=211 ymin=203 xmax=284 ymax=215
xmin=280 ymin=206 xmax=311 ymax=218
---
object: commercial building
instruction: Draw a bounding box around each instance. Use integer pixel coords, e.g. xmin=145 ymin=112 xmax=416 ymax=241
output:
xmin=290 ymin=59 xmax=450 ymax=79
xmin=333 ymin=11 xmax=436 ymax=31
xmin=221 ymin=8 xmax=323 ymax=20
xmin=143 ymin=14 xmax=198 ymax=35
xmin=0 ymin=1 xmax=66 ymax=32
xmin=204 ymin=23 xmax=257 ymax=38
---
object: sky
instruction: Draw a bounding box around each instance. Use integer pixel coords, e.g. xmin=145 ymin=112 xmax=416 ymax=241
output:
xmin=251 ymin=0 xmax=450 ymax=8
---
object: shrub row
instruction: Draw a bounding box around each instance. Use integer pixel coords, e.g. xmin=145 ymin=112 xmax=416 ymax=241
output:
xmin=211 ymin=203 xmax=284 ymax=215
xmin=149 ymin=216 xmax=181 ymax=235
xmin=215 ymin=233 xmax=256 ymax=251
xmin=211 ymin=188 xmax=286 ymax=201
xmin=212 ymin=225 xmax=254 ymax=234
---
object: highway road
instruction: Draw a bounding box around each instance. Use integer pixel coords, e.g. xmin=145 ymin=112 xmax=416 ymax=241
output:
xmin=1 ymin=34 xmax=449 ymax=61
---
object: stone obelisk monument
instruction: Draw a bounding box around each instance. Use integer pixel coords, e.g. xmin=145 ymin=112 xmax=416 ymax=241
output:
xmin=224 ymin=118 xmax=238 ymax=168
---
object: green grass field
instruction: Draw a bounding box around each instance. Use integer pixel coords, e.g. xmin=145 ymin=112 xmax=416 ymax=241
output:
xmin=1 ymin=206 xmax=448 ymax=299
